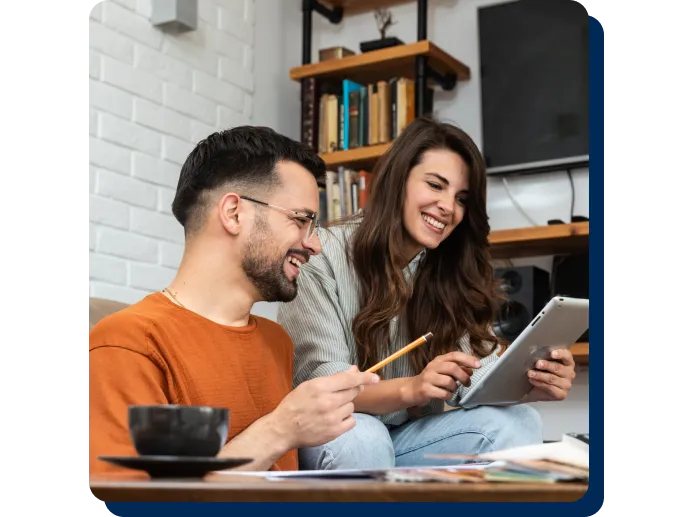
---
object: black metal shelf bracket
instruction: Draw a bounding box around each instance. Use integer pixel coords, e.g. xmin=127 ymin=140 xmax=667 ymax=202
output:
xmin=426 ymin=67 xmax=456 ymax=90
xmin=311 ymin=0 xmax=343 ymax=24
xmin=302 ymin=0 xmax=343 ymax=65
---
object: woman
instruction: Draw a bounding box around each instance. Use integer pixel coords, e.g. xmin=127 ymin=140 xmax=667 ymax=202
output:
xmin=277 ymin=116 xmax=577 ymax=470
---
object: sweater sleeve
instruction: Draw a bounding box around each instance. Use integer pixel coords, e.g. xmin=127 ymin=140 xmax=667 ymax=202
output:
xmin=445 ymin=334 xmax=501 ymax=407
xmin=89 ymin=345 xmax=169 ymax=474
xmin=278 ymin=243 xmax=355 ymax=388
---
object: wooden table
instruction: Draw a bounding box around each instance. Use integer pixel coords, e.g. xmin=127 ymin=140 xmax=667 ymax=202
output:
xmin=90 ymin=473 xmax=588 ymax=503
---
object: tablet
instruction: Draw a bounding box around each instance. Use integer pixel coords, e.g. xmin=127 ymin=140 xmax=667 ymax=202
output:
xmin=458 ymin=296 xmax=589 ymax=409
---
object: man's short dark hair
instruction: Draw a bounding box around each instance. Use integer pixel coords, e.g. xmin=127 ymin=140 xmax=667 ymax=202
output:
xmin=171 ymin=126 xmax=325 ymax=235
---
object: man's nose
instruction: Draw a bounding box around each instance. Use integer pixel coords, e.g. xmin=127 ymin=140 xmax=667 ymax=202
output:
xmin=302 ymin=231 xmax=322 ymax=256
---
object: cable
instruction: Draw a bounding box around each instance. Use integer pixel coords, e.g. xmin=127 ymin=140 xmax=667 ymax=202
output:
xmin=550 ymin=255 xmax=567 ymax=297
xmin=501 ymin=177 xmax=540 ymax=226
xmin=566 ymin=169 xmax=575 ymax=221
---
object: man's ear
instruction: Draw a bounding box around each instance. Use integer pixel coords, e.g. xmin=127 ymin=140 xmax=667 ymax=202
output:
xmin=218 ymin=193 xmax=244 ymax=236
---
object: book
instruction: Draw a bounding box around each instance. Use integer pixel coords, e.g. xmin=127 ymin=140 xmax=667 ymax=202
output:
xmin=300 ymin=78 xmax=319 ymax=151
xmin=427 ymin=433 xmax=589 ymax=470
xmin=342 ymin=80 xmax=364 ymax=150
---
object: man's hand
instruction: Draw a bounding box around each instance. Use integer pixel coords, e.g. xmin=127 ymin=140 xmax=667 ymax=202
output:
xmin=401 ymin=351 xmax=481 ymax=407
xmin=525 ymin=348 xmax=576 ymax=402
xmin=269 ymin=366 xmax=380 ymax=449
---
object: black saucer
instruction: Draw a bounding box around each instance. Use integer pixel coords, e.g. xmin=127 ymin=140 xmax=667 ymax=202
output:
xmin=99 ymin=455 xmax=252 ymax=478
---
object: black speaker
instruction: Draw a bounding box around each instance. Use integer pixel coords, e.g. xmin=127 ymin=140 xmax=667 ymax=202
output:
xmin=552 ymin=253 xmax=589 ymax=341
xmin=493 ymin=266 xmax=550 ymax=341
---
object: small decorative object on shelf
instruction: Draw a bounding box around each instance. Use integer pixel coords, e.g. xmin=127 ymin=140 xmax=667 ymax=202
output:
xmin=360 ymin=8 xmax=404 ymax=53
xmin=319 ymin=46 xmax=356 ymax=62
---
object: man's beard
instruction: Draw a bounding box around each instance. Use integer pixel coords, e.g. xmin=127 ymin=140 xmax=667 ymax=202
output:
xmin=242 ymin=215 xmax=299 ymax=303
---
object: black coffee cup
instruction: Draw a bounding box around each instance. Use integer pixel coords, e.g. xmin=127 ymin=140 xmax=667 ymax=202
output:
xmin=128 ymin=405 xmax=229 ymax=457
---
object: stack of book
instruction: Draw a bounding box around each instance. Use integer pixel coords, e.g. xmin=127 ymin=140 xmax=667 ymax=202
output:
xmin=319 ymin=167 xmax=373 ymax=224
xmin=318 ymin=78 xmax=416 ymax=154
xmin=383 ymin=433 xmax=590 ymax=484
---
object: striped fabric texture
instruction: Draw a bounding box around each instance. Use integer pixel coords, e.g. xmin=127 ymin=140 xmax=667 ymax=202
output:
xmin=277 ymin=220 xmax=500 ymax=426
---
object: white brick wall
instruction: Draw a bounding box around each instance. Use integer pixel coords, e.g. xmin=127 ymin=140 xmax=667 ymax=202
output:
xmin=90 ymin=0 xmax=255 ymax=304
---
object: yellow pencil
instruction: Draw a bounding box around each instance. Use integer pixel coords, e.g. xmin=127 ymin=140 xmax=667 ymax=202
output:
xmin=365 ymin=332 xmax=433 ymax=374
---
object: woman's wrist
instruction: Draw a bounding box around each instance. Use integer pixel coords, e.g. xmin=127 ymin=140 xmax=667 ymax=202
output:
xmin=398 ymin=377 xmax=418 ymax=407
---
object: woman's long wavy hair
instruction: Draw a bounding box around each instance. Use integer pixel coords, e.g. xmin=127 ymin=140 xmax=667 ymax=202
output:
xmin=340 ymin=116 xmax=501 ymax=373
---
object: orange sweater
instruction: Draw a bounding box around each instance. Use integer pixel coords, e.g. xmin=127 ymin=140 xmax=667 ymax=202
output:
xmin=89 ymin=293 xmax=297 ymax=474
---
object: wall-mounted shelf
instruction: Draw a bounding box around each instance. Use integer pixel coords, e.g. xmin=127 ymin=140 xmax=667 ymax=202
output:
xmin=489 ymin=222 xmax=589 ymax=259
xmin=570 ymin=342 xmax=589 ymax=365
xmin=291 ymin=40 xmax=470 ymax=86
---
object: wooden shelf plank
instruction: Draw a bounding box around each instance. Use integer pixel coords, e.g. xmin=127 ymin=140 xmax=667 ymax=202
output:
xmin=489 ymin=222 xmax=589 ymax=259
xmin=319 ymin=0 xmax=414 ymax=15
xmin=290 ymin=40 xmax=470 ymax=85
xmin=570 ymin=342 xmax=589 ymax=366
xmin=320 ymin=142 xmax=391 ymax=168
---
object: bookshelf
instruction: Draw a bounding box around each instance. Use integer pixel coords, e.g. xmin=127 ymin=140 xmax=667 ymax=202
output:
xmin=296 ymin=40 xmax=469 ymax=170
xmin=298 ymin=0 xmax=471 ymax=170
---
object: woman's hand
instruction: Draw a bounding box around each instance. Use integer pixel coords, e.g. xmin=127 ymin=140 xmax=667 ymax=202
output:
xmin=401 ymin=352 xmax=481 ymax=407
xmin=525 ymin=348 xmax=576 ymax=402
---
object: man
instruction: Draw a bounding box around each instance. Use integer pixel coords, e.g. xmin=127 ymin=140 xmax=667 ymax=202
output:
xmin=89 ymin=126 xmax=379 ymax=474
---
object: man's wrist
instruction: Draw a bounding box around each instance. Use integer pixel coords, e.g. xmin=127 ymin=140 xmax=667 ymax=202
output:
xmin=261 ymin=410 xmax=295 ymax=454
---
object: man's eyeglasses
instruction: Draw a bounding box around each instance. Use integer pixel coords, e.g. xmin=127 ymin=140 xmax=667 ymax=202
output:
xmin=239 ymin=195 xmax=320 ymax=241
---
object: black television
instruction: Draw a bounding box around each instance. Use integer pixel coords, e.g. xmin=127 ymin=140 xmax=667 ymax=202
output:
xmin=478 ymin=0 xmax=589 ymax=175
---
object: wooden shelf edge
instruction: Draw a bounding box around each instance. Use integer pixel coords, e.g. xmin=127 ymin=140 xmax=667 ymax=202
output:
xmin=320 ymin=142 xmax=392 ymax=167
xmin=570 ymin=342 xmax=589 ymax=365
xmin=489 ymin=222 xmax=589 ymax=246
xmin=488 ymin=222 xmax=589 ymax=259
xmin=290 ymin=40 xmax=470 ymax=82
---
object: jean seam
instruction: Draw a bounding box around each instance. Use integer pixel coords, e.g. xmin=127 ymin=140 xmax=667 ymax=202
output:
xmin=321 ymin=445 xmax=336 ymax=470
xmin=394 ymin=428 xmax=495 ymax=457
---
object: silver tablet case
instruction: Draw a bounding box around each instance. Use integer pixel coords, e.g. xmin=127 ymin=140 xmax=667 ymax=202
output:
xmin=459 ymin=296 xmax=589 ymax=409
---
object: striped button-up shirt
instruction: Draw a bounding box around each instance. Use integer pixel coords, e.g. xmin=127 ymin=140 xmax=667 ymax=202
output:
xmin=277 ymin=220 xmax=500 ymax=426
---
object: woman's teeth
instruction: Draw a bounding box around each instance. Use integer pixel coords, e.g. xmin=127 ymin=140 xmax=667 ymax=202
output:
xmin=422 ymin=214 xmax=446 ymax=230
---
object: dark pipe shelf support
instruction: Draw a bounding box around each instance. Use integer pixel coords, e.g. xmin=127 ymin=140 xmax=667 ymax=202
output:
xmin=415 ymin=0 xmax=428 ymax=116
xmin=302 ymin=0 xmax=343 ymax=65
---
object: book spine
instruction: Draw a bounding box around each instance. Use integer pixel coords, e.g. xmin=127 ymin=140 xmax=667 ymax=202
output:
xmin=300 ymin=78 xmax=318 ymax=151
xmin=390 ymin=77 xmax=398 ymax=140
xmin=337 ymin=166 xmax=347 ymax=217
xmin=359 ymin=86 xmax=368 ymax=147
xmin=338 ymin=95 xmax=345 ymax=151
xmin=348 ymin=90 xmax=359 ymax=149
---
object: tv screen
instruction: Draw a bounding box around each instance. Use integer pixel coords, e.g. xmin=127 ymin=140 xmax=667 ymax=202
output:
xmin=478 ymin=0 xmax=589 ymax=174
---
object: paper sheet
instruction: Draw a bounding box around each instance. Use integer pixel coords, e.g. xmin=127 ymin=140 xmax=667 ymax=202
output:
xmin=216 ymin=461 xmax=500 ymax=479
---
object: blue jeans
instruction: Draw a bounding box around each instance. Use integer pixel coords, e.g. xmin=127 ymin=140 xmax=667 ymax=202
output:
xmin=299 ymin=405 xmax=543 ymax=470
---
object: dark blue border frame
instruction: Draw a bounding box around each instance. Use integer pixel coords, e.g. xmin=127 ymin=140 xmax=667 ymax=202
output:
xmin=105 ymin=15 xmax=604 ymax=517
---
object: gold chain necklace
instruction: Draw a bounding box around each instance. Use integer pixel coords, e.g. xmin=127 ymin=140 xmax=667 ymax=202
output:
xmin=163 ymin=287 xmax=185 ymax=309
